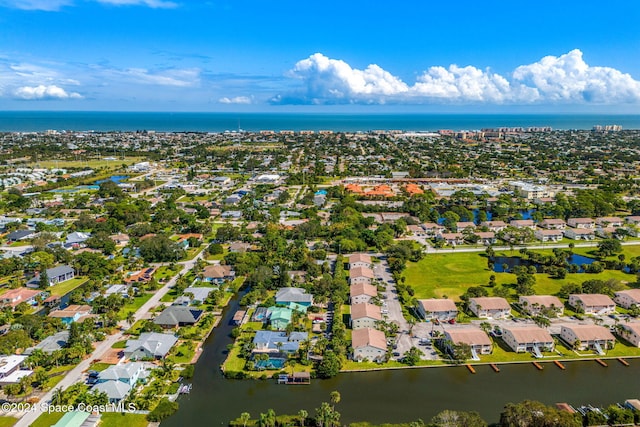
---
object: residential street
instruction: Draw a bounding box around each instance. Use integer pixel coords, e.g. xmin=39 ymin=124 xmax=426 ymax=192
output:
xmin=372 ymin=257 xmax=413 ymax=358
xmin=13 ymin=251 xmax=204 ymax=427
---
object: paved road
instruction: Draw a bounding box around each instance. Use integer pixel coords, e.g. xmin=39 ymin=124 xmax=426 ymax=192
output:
xmin=14 ymin=251 xmax=204 ymax=427
xmin=372 ymin=258 xmax=413 ymax=358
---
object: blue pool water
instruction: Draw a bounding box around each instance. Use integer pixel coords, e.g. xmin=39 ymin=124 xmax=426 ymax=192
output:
xmin=254 ymin=357 xmax=285 ymax=370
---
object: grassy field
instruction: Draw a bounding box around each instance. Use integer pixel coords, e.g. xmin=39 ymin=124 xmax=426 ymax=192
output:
xmin=403 ymin=249 xmax=637 ymax=301
xmin=49 ymin=277 xmax=88 ymax=296
xmin=26 ymin=157 xmax=144 ymax=170
xmin=100 ymin=413 xmax=148 ymax=427
xmin=0 ymin=417 xmax=16 ymax=427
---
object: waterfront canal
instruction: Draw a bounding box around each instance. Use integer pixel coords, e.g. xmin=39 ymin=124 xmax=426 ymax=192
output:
xmin=161 ymin=294 xmax=640 ymax=426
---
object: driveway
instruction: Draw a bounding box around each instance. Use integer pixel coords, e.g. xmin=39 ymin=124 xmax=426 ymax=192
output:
xmin=372 ymin=257 xmax=413 ymax=358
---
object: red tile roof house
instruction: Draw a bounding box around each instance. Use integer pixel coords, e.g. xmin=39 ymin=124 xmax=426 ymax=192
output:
xmin=567 ymin=217 xmax=595 ymax=229
xmin=350 ymin=303 xmax=382 ymax=330
xmin=568 ymin=294 xmax=616 ymax=315
xmin=560 ymin=324 xmax=615 ymax=353
xmin=0 ymin=288 xmax=43 ymax=309
xmin=348 ymin=266 xmax=374 ymax=285
xmin=416 ymin=299 xmax=458 ymax=321
xmin=443 ymin=327 xmax=492 ymax=359
xmin=348 ymin=253 xmax=372 ymax=269
xmin=502 ymin=326 xmax=555 ymax=354
xmin=352 ymin=328 xmax=387 ymax=362
xmin=519 ymin=295 xmax=564 ymax=316
xmin=349 ymin=283 xmax=378 ymax=305
xmin=613 ymin=289 xmax=640 ymax=309
xmin=538 ymin=218 xmax=566 ymax=230
xmin=469 ymin=297 xmax=511 ymax=319
xmin=618 ymin=322 xmax=640 ymax=347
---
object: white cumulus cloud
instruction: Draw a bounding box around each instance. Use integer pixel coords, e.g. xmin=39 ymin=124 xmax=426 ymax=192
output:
xmin=288 ymin=53 xmax=408 ymax=102
xmin=14 ymin=85 xmax=82 ymax=100
xmin=277 ymin=50 xmax=640 ymax=105
xmin=512 ymin=49 xmax=640 ymax=103
xmin=219 ymin=96 xmax=252 ymax=104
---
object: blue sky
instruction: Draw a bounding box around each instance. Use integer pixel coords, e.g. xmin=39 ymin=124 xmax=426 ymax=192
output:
xmin=1 ymin=0 xmax=639 ymax=112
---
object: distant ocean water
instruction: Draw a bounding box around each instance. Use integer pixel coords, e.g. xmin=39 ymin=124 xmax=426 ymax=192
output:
xmin=0 ymin=111 xmax=639 ymax=132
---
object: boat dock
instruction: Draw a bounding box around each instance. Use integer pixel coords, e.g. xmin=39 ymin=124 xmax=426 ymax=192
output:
xmin=554 ymin=360 xmax=566 ymax=370
xmin=532 ymin=362 xmax=543 ymax=370
xmin=618 ymin=358 xmax=630 ymax=366
xmin=490 ymin=364 xmax=500 ymax=372
xmin=466 ymin=364 xmax=476 ymax=374
xmin=278 ymin=372 xmax=311 ymax=385
xmin=595 ymin=359 xmax=608 ymax=367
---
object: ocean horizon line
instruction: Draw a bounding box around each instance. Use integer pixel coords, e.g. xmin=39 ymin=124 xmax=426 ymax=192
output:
xmin=1 ymin=111 xmax=639 ymax=132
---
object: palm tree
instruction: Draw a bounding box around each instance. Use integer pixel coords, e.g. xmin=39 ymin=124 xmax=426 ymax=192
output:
xmin=126 ymin=311 xmax=136 ymax=327
xmin=330 ymin=390 xmax=341 ymax=406
xmin=298 ymin=409 xmax=308 ymax=427
xmin=240 ymin=412 xmax=251 ymax=427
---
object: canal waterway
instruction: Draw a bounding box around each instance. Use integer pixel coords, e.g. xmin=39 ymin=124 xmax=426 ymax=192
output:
xmin=161 ymin=293 xmax=640 ymax=426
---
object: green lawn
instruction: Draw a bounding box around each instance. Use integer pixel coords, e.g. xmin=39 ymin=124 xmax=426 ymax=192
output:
xmin=111 ymin=340 xmax=128 ymax=349
xmin=154 ymin=265 xmax=179 ymax=282
xmin=100 ymin=413 xmax=148 ymax=427
xmin=167 ymin=341 xmax=197 ymax=364
xmin=404 ymin=250 xmax=636 ymax=301
xmin=0 ymin=416 xmax=16 ymax=427
xmin=88 ymin=362 xmax=113 ymax=372
xmin=119 ymin=292 xmax=153 ymax=319
xmin=30 ymin=412 xmax=64 ymax=427
xmin=49 ymin=276 xmax=88 ymax=296
xmin=181 ymin=248 xmax=201 ymax=261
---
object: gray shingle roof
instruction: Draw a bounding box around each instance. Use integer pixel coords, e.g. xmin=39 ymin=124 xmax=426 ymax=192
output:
xmin=275 ymin=287 xmax=313 ymax=304
xmin=153 ymin=306 xmax=203 ymax=327
xmin=124 ymin=332 xmax=178 ymax=358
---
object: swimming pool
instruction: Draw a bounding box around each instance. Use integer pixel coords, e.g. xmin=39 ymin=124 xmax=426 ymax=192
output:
xmin=254 ymin=357 xmax=285 ymax=370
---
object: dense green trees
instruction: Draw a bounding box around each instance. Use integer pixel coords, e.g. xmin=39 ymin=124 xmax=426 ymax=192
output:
xmin=499 ymin=400 xmax=581 ymax=427
xmin=138 ymin=234 xmax=185 ymax=262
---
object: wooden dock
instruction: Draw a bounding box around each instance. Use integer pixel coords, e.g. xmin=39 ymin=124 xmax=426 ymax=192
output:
xmin=554 ymin=360 xmax=566 ymax=370
xmin=595 ymin=359 xmax=608 ymax=367
xmin=490 ymin=363 xmax=500 ymax=372
xmin=618 ymin=358 xmax=630 ymax=366
xmin=278 ymin=372 xmax=311 ymax=385
xmin=533 ymin=361 xmax=544 ymax=370
xmin=466 ymin=364 xmax=476 ymax=374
